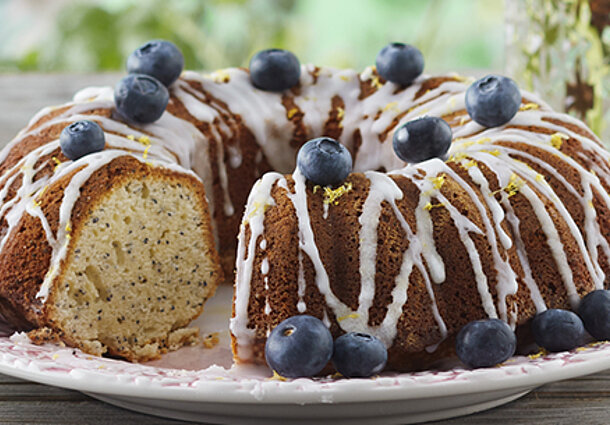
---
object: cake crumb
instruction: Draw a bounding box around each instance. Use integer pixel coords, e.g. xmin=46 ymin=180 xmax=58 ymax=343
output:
xmin=203 ymin=332 xmax=220 ymax=349
xmin=27 ymin=327 xmax=64 ymax=346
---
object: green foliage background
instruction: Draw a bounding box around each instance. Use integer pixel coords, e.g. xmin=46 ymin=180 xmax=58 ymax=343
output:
xmin=0 ymin=0 xmax=504 ymax=73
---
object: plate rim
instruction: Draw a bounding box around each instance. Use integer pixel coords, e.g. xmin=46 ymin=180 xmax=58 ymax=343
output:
xmin=0 ymin=338 xmax=609 ymax=405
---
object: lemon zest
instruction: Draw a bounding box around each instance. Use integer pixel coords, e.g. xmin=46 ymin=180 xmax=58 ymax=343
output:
xmin=337 ymin=313 xmax=360 ymax=322
xmin=519 ymin=102 xmax=539 ymax=111
xmin=447 ymin=152 xmax=468 ymax=163
xmin=142 ymin=145 xmax=151 ymax=160
xmin=269 ymin=370 xmax=287 ymax=381
xmin=481 ymin=149 xmax=501 ymax=157
xmin=337 ymin=107 xmax=345 ymax=120
xmin=458 ymin=140 xmax=476 ymax=149
xmin=138 ymin=135 xmax=151 ymax=146
xmin=371 ymin=74 xmax=383 ymax=89
xmin=454 ymin=75 xmax=475 ymax=84
xmin=315 ymin=182 xmax=353 ymax=206
xmin=424 ymin=202 xmax=445 ymax=211
xmin=550 ymin=132 xmax=569 ymax=150
xmin=382 ymin=102 xmax=398 ymax=112
xmin=461 ymin=159 xmax=478 ymax=170
xmin=51 ymin=157 xmax=62 ymax=171
xmin=528 ymin=349 xmax=547 ymax=359
xmin=489 ymin=173 xmax=524 ymax=198
xmin=430 ymin=174 xmax=446 ymax=190
xmin=213 ymin=70 xmax=231 ymax=83
xmin=246 ymin=201 xmax=272 ymax=222
xmin=287 ymin=108 xmax=299 ymax=119
xmin=38 ymin=185 xmax=48 ymax=198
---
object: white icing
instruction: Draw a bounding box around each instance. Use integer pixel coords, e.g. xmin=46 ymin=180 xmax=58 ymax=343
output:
xmin=230 ymin=172 xmax=282 ymax=358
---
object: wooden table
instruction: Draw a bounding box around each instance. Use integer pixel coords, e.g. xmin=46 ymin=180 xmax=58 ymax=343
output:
xmin=0 ymin=74 xmax=609 ymax=424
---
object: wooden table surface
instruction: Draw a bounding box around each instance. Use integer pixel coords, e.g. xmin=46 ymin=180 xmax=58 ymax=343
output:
xmin=0 ymin=73 xmax=609 ymax=425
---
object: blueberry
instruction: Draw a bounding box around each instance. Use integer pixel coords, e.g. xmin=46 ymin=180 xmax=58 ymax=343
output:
xmin=531 ymin=309 xmax=584 ymax=352
xmin=375 ymin=43 xmax=424 ymax=86
xmin=456 ymin=318 xmax=516 ymax=368
xmin=249 ymin=49 xmax=301 ymax=92
xmin=297 ymin=137 xmax=352 ymax=187
xmin=265 ymin=315 xmax=333 ymax=378
xmin=114 ymin=74 xmax=169 ymax=124
xmin=392 ymin=116 xmax=452 ymax=163
xmin=59 ymin=120 xmax=105 ymax=160
xmin=578 ymin=290 xmax=610 ymax=340
xmin=465 ymin=75 xmax=521 ymax=127
xmin=127 ymin=40 xmax=184 ymax=87
xmin=332 ymin=332 xmax=387 ymax=378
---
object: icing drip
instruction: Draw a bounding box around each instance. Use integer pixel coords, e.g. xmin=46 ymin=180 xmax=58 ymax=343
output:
xmin=230 ymin=172 xmax=282 ymax=358
xmin=296 ymin=250 xmax=307 ymax=313
xmin=281 ymin=169 xmax=351 ymax=319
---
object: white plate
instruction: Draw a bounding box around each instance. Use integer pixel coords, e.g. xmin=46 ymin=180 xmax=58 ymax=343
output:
xmin=0 ymin=286 xmax=609 ymax=424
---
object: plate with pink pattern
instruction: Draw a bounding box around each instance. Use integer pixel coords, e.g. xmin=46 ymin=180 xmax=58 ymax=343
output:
xmin=0 ymin=285 xmax=609 ymax=424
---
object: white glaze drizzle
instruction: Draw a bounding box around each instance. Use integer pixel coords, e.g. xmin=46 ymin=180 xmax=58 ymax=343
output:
xmin=231 ymin=69 xmax=610 ymax=359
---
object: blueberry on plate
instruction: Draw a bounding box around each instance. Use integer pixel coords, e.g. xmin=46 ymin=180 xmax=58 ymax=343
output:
xmin=392 ymin=116 xmax=452 ymax=163
xmin=456 ymin=318 xmax=516 ymax=369
xmin=531 ymin=309 xmax=584 ymax=352
xmin=127 ymin=40 xmax=184 ymax=87
xmin=375 ymin=42 xmax=424 ymax=86
xmin=465 ymin=75 xmax=521 ymax=127
xmin=265 ymin=315 xmax=333 ymax=378
xmin=332 ymin=332 xmax=387 ymax=378
xmin=249 ymin=49 xmax=301 ymax=92
xmin=59 ymin=120 xmax=105 ymax=160
xmin=297 ymin=137 xmax=352 ymax=187
xmin=578 ymin=290 xmax=610 ymax=340
xmin=114 ymin=74 xmax=169 ymax=124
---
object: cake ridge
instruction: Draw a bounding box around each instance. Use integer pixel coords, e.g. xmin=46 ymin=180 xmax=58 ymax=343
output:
xmin=228 ymin=67 xmax=609 ymax=369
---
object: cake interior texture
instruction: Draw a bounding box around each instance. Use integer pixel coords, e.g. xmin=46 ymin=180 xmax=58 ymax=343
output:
xmin=22 ymin=167 xmax=221 ymax=362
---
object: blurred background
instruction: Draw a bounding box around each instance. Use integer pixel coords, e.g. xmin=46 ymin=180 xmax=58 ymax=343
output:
xmin=0 ymin=0 xmax=505 ymax=73
xmin=0 ymin=0 xmax=608 ymax=139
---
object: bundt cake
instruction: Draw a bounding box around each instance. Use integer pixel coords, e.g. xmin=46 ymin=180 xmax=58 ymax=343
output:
xmin=1 ymin=39 xmax=608 ymax=371
xmin=229 ymin=67 xmax=610 ymax=371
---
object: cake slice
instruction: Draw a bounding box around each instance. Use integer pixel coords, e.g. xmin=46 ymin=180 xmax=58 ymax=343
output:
xmin=0 ymin=156 xmax=221 ymax=362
